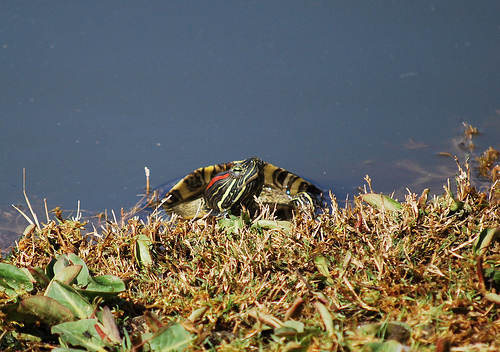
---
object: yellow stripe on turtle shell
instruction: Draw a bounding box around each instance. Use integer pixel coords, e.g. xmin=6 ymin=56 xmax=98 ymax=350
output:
xmin=262 ymin=162 xmax=314 ymax=196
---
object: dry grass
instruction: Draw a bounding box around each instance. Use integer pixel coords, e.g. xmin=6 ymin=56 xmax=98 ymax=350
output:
xmin=2 ymin=158 xmax=500 ymax=351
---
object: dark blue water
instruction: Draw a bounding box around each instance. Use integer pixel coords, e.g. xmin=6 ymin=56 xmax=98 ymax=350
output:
xmin=1 ymin=2 xmax=499 ymax=250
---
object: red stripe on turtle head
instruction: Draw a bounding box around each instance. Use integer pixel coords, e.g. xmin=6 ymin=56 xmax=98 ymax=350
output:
xmin=206 ymin=172 xmax=231 ymax=191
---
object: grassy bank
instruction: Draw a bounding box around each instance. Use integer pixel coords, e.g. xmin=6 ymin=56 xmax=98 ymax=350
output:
xmin=1 ymin=152 xmax=500 ymax=351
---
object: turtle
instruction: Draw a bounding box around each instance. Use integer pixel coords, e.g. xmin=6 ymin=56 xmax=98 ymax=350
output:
xmin=133 ymin=157 xmax=323 ymax=220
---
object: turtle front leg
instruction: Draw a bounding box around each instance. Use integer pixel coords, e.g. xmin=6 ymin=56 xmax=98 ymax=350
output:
xmin=291 ymin=191 xmax=320 ymax=218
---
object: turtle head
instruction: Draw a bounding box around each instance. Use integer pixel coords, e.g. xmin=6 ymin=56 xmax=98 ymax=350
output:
xmin=204 ymin=157 xmax=264 ymax=214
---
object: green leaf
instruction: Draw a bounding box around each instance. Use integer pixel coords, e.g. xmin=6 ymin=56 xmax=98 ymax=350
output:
xmin=283 ymin=341 xmax=305 ymax=352
xmin=28 ymin=267 xmax=51 ymax=288
xmin=218 ymin=214 xmax=245 ymax=234
xmin=52 ymin=318 xmax=110 ymax=352
xmin=0 ymin=279 xmax=17 ymax=297
xmin=188 ymin=306 xmax=209 ymax=323
xmin=53 ymin=255 xmax=71 ymax=275
xmin=146 ymin=322 xmax=194 ymax=352
xmin=66 ymin=253 xmax=92 ymax=287
xmin=484 ymin=292 xmax=500 ymax=305
xmin=98 ymin=306 xmax=121 ymax=344
xmin=253 ymin=220 xmax=291 ymax=234
xmin=362 ymin=340 xmax=405 ymax=352
xmin=54 ymin=265 xmax=83 ymax=285
xmin=357 ymin=321 xmax=411 ymax=343
xmin=474 ymin=228 xmax=500 ymax=256
xmin=134 ymin=234 xmax=154 ymax=268
xmin=7 ymin=295 xmax=76 ymax=326
xmin=450 ymin=198 xmax=464 ymax=212
xmin=52 ymin=254 xmax=91 ymax=287
xmin=313 ymin=302 xmax=335 ymax=337
xmin=21 ymin=223 xmax=37 ymax=238
xmin=274 ymin=320 xmax=305 ymax=337
xmin=283 ymin=320 xmax=304 ymax=332
xmin=45 ymin=280 xmax=93 ymax=319
xmin=145 ymin=311 xmax=165 ymax=333
xmin=87 ymin=274 xmax=125 ymax=292
xmin=360 ymin=194 xmax=402 ymax=212
xmin=0 ymin=263 xmax=34 ymax=298
xmin=313 ymin=256 xmax=334 ymax=286
xmin=45 ymin=257 xmax=57 ymax=279
xmin=78 ymin=275 xmax=126 ymax=301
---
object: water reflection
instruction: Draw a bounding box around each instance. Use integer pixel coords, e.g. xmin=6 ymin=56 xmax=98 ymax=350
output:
xmin=0 ymin=206 xmax=28 ymax=255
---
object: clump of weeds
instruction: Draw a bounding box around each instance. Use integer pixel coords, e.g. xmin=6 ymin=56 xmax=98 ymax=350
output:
xmin=2 ymin=129 xmax=500 ymax=351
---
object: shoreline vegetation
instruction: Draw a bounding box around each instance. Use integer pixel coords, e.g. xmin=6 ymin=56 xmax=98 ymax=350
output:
xmin=1 ymin=126 xmax=500 ymax=351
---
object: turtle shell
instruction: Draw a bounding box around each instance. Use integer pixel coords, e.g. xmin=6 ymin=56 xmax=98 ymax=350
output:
xmin=133 ymin=157 xmax=323 ymax=220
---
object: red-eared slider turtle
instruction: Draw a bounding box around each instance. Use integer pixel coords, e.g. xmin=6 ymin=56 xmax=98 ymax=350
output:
xmin=134 ymin=157 xmax=323 ymax=220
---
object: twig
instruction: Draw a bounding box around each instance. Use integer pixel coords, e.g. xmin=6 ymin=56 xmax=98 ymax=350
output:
xmin=12 ymin=204 xmax=33 ymax=225
xmin=145 ymin=167 xmax=150 ymax=195
xmin=343 ymin=276 xmax=377 ymax=311
xmin=44 ymin=198 xmax=50 ymax=223
xmin=22 ymin=168 xmax=40 ymax=228
xmin=76 ymin=200 xmax=81 ymax=221
xmin=111 ymin=209 xmax=118 ymax=224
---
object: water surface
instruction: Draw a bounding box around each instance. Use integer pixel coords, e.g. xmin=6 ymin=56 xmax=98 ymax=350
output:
xmin=1 ymin=2 xmax=499 ymax=250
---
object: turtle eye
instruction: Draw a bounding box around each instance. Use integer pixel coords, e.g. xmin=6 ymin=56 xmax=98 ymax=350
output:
xmin=232 ymin=165 xmax=243 ymax=175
